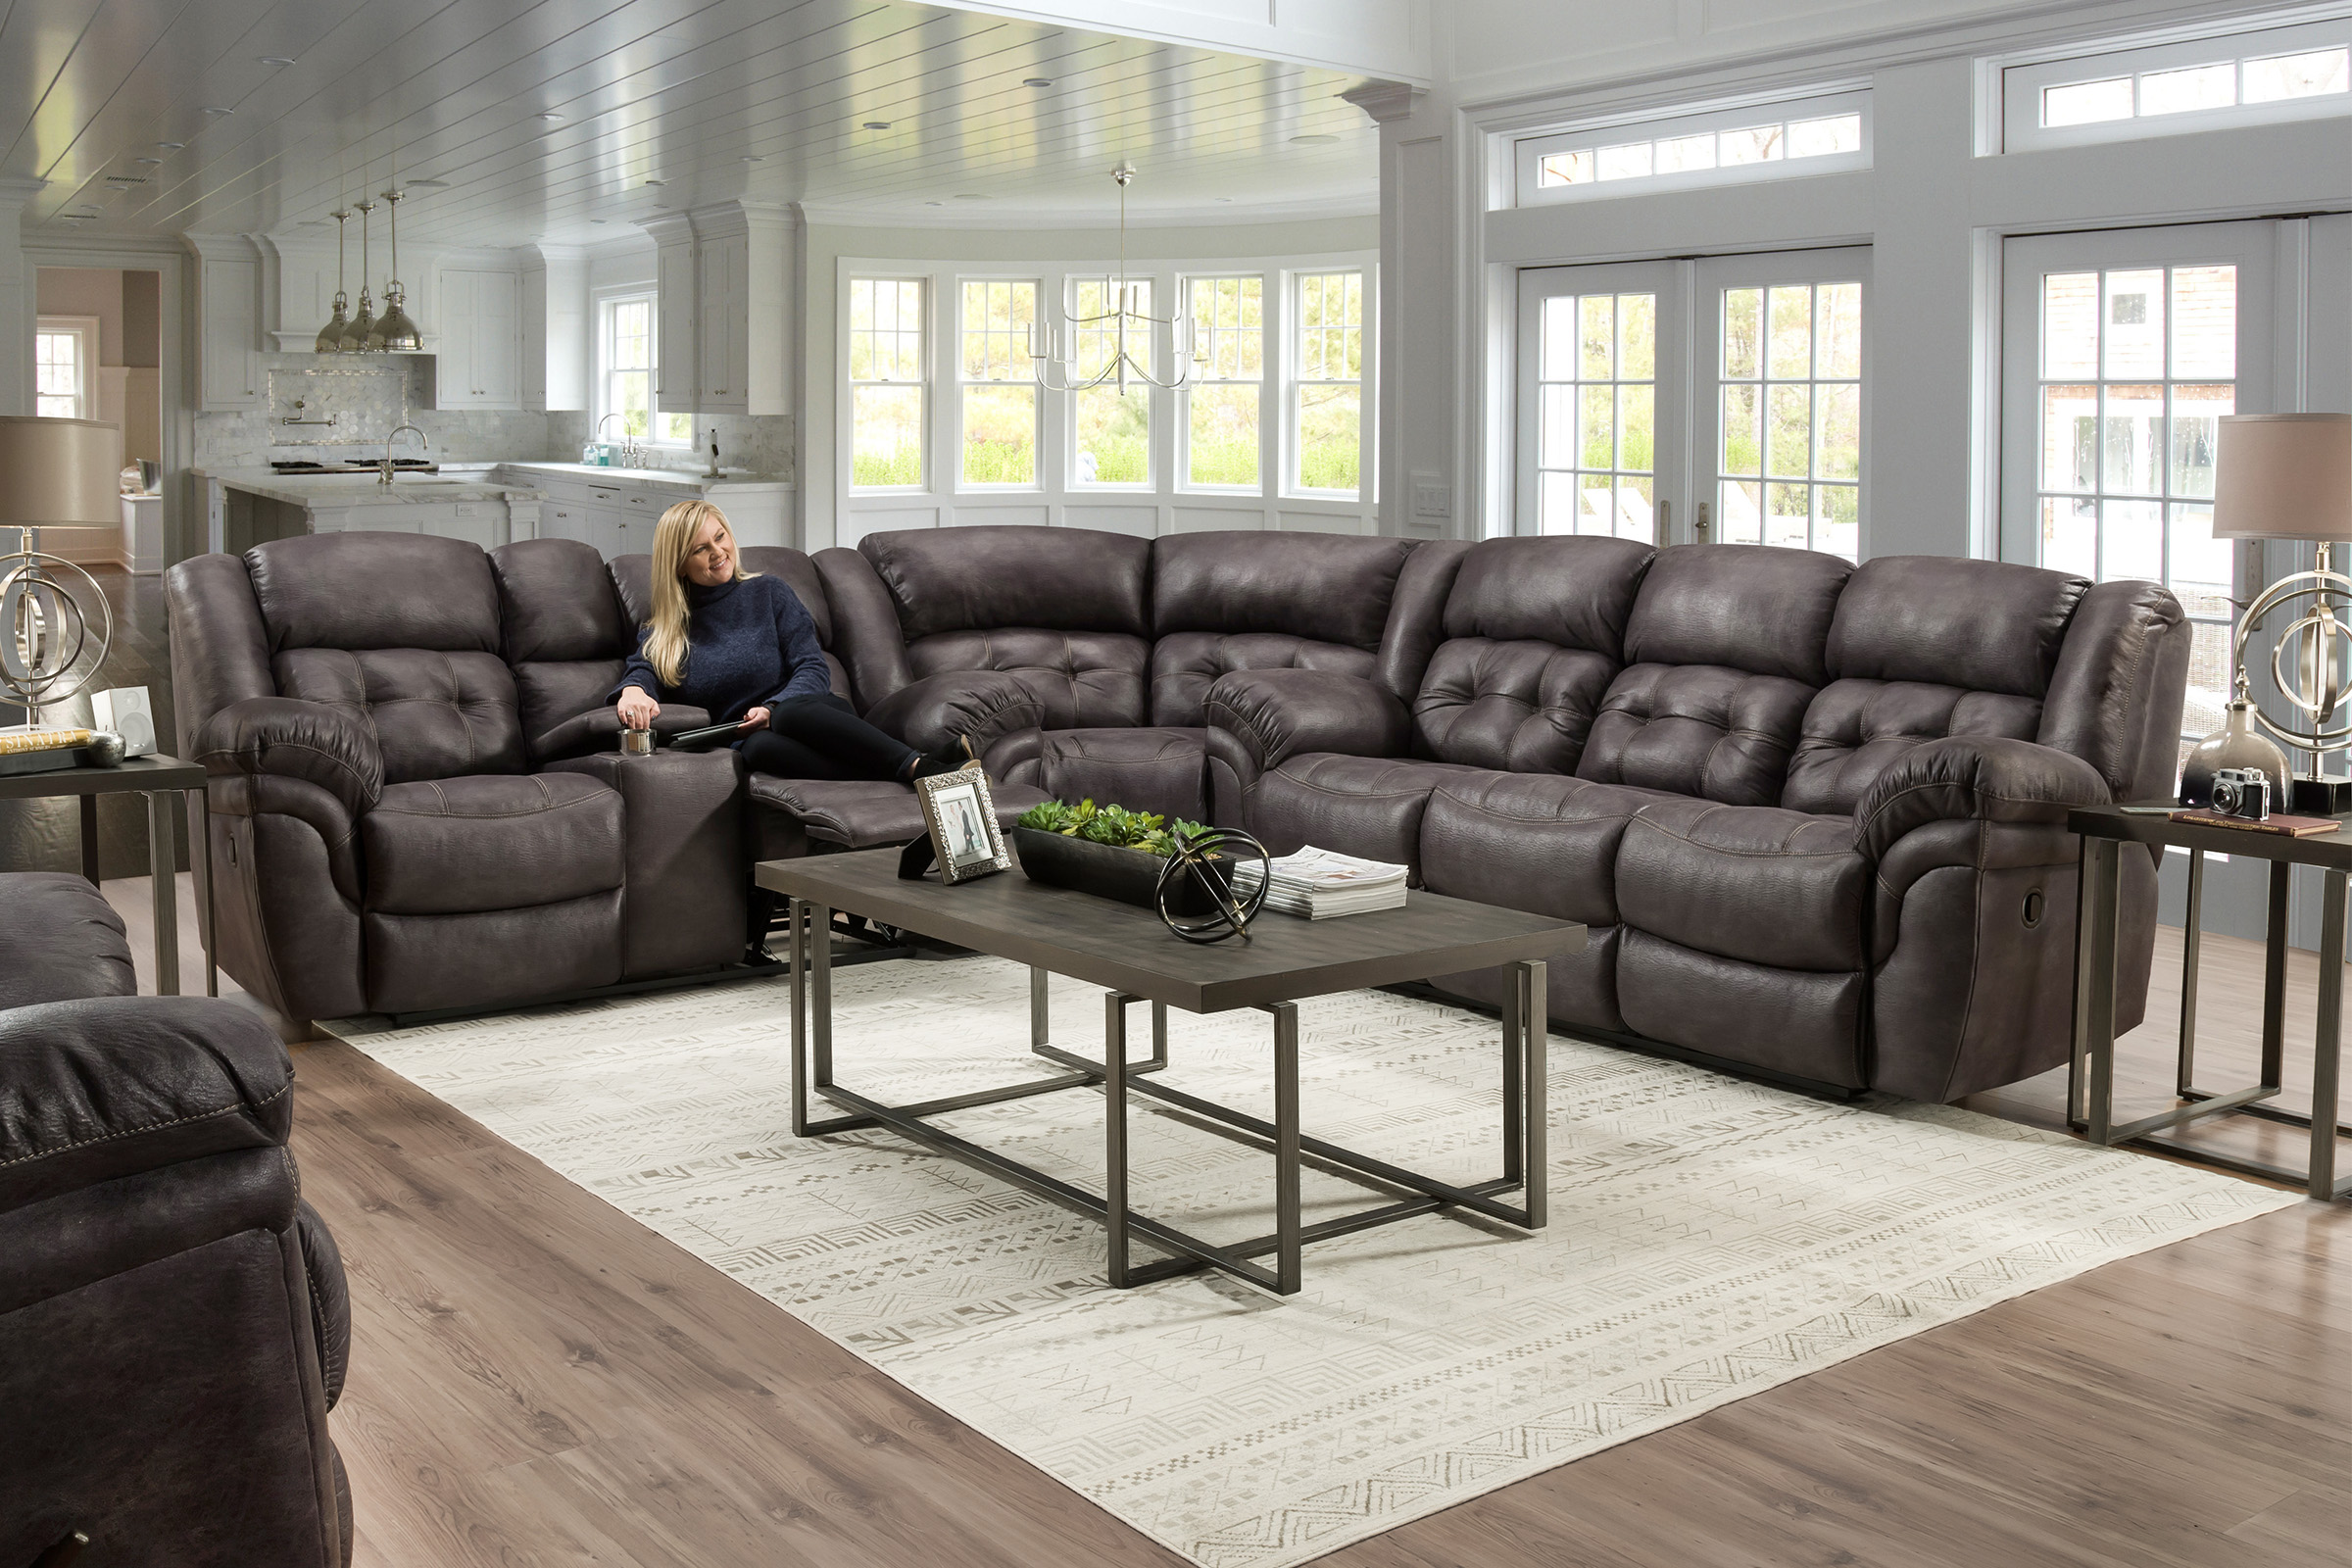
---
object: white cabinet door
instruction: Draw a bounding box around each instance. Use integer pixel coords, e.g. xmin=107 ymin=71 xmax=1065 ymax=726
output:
xmin=656 ymin=242 xmax=696 ymax=408
xmin=472 ymin=271 xmax=520 ymax=407
xmin=199 ymin=257 xmax=261 ymax=411
xmin=699 ymin=235 xmax=749 ymax=412
xmin=433 ymin=270 xmax=476 ymax=409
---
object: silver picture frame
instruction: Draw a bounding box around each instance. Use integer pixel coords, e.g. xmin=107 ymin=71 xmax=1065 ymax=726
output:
xmin=916 ymin=763 xmax=1009 ymax=884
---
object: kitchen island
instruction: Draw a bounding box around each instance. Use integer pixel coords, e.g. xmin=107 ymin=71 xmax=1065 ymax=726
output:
xmin=196 ymin=467 xmax=547 ymax=555
xmin=196 ymin=463 xmax=792 ymax=559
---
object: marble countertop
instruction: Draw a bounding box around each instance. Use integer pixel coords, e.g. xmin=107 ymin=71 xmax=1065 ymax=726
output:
xmin=496 ymin=462 xmax=793 ymax=491
xmin=194 ymin=467 xmax=546 ymax=508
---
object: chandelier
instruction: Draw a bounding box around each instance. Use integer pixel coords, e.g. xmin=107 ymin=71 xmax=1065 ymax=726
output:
xmin=1027 ymin=164 xmax=1204 ymax=392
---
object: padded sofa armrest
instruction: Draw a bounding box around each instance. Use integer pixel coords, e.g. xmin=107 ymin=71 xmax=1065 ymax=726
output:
xmin=1854 ymin=736 xmax=2112 ymax=862
xmin=197 ymin=696 xmax=383 ymax=820
xmin=1204 ymin=667 xmax=1411 ymax=781
xmin=0 ymin=996 xmax=294 ymax=1214
xmin=862 ymin=669 xmax=1047 ymax=757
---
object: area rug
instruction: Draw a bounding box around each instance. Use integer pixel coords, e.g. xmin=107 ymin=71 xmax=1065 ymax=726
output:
xmin=324 ymin=956 xmax=2297 ymax=1568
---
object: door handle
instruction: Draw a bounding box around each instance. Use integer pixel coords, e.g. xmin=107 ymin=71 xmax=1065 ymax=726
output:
xmin=1696 ymin=500 xmax=1712 ymax=537
xmin=1657 ymin=499 xmax=1669 ymax=541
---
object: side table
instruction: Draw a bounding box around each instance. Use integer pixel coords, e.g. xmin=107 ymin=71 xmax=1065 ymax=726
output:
xmin=0 ymin=754 xmax=216 ymax=997
xmin=2070 ymin=803 xmax=2349 ymax=1201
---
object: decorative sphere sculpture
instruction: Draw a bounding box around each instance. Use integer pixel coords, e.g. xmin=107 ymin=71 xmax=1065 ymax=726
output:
xmin=85 ymin=730 xmax=126 ymax=766
xmin=1 ymin=541 xmax=114 ymax=726
xmin=1155 ymin=828 xmax=1270 ymax=944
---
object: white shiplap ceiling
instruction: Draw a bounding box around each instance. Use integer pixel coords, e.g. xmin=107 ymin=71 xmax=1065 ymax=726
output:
xmin=2 ymin=0 xmax=1386 ymax=246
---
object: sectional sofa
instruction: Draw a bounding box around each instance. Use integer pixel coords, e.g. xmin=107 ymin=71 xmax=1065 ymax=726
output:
xmin=167 ymin=524 xmax=2186 ymax=1102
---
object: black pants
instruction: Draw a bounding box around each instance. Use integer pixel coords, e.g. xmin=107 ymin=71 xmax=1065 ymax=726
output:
xmin=736 ymin=692 xmax=917 ymax=782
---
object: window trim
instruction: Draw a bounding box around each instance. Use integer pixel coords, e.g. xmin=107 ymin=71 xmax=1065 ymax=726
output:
xmin=1512 ymin=89 xmax=1872 ymax=208
xmin=35 ymin=316 xmax=96 ymax=421
xmin=1999 ymin=17 xmax=2352 ymax=152
xmin=592 ymin=288 xmax=692 ymax=450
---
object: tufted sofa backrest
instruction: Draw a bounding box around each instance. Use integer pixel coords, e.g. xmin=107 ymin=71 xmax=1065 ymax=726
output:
xmin=858 ymin=525 xmax=1155 ymax=729
xmin=492 ymin=539 xmax=635 ymax=762
xmin=246 ymin=532 xmax=524 ymax=783
xmin=1149 ymin=532 xmax=1417 ymax=726
xmin=1573 ymin=544 xmax=1851 ymax=807
xmin=1781 ymin=556 xmax=2089 ymax=815
xmin=1410 ymin=536 xmax=1655 ymax=773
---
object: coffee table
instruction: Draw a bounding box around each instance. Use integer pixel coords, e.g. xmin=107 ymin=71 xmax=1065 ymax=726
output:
xmin=756 ymin=848 xmax=1586 ymax=1296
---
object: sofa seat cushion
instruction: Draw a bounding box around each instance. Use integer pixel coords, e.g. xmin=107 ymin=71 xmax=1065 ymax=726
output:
xmin=1419 ymin=773 xmax=1676 ymax=929
xmin=0 ymin=872 xmax=136 ymax=1009
xmin=362 ymin=773 xmax=623 ymax=915
xmin=1616 ymin=797 xmax=1869 ymax=972
xmin=747 ymin=774 xmax=1051 ymax=851
xmin=1248 ymin=755 xmax=1492 ymax=872
xmin=1036 ymin=726 xmax=1207 ymax=823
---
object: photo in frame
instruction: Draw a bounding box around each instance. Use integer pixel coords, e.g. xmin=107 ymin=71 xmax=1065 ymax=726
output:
xmin=916 ymin=764 xmax=1010 ymax=884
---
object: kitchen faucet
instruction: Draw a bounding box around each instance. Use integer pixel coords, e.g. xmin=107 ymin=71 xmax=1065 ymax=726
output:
xmin=378 ymin=424 xmax=428 ymax=484
xmin=594 ymin=413 xmax=646 ymax=469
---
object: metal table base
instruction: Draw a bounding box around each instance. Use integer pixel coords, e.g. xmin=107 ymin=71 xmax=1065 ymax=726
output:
xmin=2071 ymin=840 xmax=2350 ymax=1201
xmin=784 ymin=897 xmax=1548 ymax=1296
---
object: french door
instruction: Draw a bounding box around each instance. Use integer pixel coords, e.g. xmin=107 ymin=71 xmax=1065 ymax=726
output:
xmin=1514 ymin=248 xmax=1871 ymax=555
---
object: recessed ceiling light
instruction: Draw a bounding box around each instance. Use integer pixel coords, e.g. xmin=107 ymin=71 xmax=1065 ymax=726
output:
xmin=59 ymin=214 xmax=93 ymax=220
xmin=953 ymin=192 xmax=985 ymax=201
xmin=258 ymin=56 xmax=296 ymax=67
xmin=1290 ymin=133 xmax=1340 ymax=145
xmin=644 ymin=177 xmax=664 ymax=186
xmin=1214 ymin=197 xmax=1233 ymax=203
xmin=202 ymin=106 xmax=234 ymax=116
xmin=1022 ymin=77 xmax=1053 ymax=88
xmin=408 ymin=178 xmax=448 ymax=188
xmin=590 ymin=218 xmax=608 ymax=224
xmin=924 ymin=200 xmax=944 ymax=207
xmin=537 ymin=112 xmax=564 ymax=122
xmin=741 ymin=154 xmax=764 ymax=163
xmin=134 ymin=156 xmax=162 ymax=165
xmin=155 ymin=141 xmax=184 ymax=150
xmin=862 ymin=121 xmax=892 ymax=130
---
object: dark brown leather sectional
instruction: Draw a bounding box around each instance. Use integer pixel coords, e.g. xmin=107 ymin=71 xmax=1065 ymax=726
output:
xmin=167 ymin=524 xmax=2187 ymax=1102
xmin=0 ymin=872 xmax=352 ymax=1565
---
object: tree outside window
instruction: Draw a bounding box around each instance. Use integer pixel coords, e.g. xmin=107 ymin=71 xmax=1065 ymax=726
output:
xmin=1294 ymin=271 xmax=1362 ymax=496
xmin=850 ymin=278 xmax=925 ymax=488
xmin=1185 ymin=276 xmax=1263 ymax=488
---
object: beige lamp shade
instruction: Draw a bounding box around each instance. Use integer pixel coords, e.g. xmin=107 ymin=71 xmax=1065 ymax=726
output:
xmin=2211 ymin=413 xmax=2352 ymax=541
xmin=0 ymin=415 xmax=123 ymax=527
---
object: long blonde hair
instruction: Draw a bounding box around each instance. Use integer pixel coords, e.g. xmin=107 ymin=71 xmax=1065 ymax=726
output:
xmin=642 ymin=499 xmax=756 ymax=687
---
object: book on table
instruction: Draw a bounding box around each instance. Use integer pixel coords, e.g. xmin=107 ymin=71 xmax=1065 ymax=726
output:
xmin=1231 ymin=846 xmax=1410 ymax=918
xmin=2168 ymin=808 xmax=2343 ymax=838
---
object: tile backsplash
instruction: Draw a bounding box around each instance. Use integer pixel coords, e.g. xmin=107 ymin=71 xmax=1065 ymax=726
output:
xmin=195 ymin=353 xmax=795 ymax=481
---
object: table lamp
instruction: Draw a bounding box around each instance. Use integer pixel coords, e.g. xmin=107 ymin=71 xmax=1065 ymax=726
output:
xmin=2211 ymin=412 xmax=2352 ymax=813
xmin=0 ymin=415 xmax=121 ymax=730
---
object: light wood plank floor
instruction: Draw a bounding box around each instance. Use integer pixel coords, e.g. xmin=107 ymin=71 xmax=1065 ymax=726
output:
xmin=102 ymin=877 xmax=2352 ymax=1567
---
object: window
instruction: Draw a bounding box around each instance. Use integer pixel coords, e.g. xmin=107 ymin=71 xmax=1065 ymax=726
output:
xmin=1712 ymin=279 xmax=1863 ymax=557
xmin=1293 ymin=270 xmax=1363 ymax=496
xmin=599 ymin=296 xmax=691 ymax=447
xmin=1515 ymin=91 xmax=1870 ymax=206
xmin=2001 ymin=223 xmax=2277 ymax=784
xmin=1184 ymin=275 xmax=1263 ymax=489
xmin=1532 ymin=288 xmax=1657 ymax=539
xmin=1515 ymin=249 xmax=1867 ymax=555
xmin=1068 ymin=277 xmax=1151 ymax=486
xmin=2002 ymin=19 xmax=2352 ymax=150
xmin=35 ymin=321 xmax=89 ymax=419
xmin=959 ymin=279 xmax=1038 ymax=487
xmin=849 ymin=277 xmax=926 ymax=489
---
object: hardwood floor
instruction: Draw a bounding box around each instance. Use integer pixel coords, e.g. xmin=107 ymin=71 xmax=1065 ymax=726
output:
xmin=98 ymin=881 xmax=2352 ymax=1568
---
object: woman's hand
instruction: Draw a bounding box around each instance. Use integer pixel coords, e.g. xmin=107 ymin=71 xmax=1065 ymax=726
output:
xmin=616 ymin=686 xmax=660 ymax=731
xmin=738 ymin=707 xmax=771 ymax=733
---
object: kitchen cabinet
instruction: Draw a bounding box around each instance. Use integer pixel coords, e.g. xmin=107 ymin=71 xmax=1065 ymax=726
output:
xmin=193 ymin=244 xmax=261 ymax=411
xmin=433 ymin=268 xmax=522 ymax=409
xmin=698 ymin=231 xmax=749 ymax=413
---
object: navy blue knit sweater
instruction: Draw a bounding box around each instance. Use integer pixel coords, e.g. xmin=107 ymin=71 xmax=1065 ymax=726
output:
xmin=610 ymin=574 xmax=831 ymax=728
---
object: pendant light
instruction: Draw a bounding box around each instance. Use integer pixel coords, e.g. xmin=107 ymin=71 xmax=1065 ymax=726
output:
xmin=339 ymin=199 xmax=376 ymax=352
xmin=368 ymin=188 xmax=421 ymax=353
xmin=315 ymin=209 xmax=352 ymax=353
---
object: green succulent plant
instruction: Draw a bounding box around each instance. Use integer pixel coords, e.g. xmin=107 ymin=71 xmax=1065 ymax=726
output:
xmin=1016 ymin=799 xmax=1208 ymax=859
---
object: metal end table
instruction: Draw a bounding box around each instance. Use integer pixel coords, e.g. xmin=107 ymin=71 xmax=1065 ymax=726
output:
xmin=2070 ymin=803 xmax=2349 ymax=1201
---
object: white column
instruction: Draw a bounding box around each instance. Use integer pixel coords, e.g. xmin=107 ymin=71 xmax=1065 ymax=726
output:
xmin=0 ymin=178 xmax=41 ymax=416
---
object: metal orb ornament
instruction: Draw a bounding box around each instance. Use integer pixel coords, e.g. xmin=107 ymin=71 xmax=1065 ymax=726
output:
xmin=1 ymin=538 xmax=114 ymax=728
xmin=85 ymin=730 xmax=126 ymax=766
xmin=2231 ymin=550 xmax=2352 ymax=764
xmin=1155 ymin=828 xmax=1270 ymax=944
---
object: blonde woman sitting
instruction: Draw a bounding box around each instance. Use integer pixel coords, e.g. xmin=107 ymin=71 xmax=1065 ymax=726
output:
xmin=612 ymin=500 xmax=964 ymax=782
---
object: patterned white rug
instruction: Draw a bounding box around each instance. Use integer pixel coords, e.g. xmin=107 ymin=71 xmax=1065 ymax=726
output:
xmin=325 ymin=956 xmax=2296 ymax=1568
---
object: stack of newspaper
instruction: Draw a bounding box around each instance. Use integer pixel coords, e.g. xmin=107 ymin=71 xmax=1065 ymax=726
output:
xmin=1233 ymin=845 xmax=1410 ymax=919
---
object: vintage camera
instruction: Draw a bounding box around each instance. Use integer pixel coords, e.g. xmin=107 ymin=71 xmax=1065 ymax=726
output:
xmin=2209 ymin=766 xmax=2273 ymax=821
